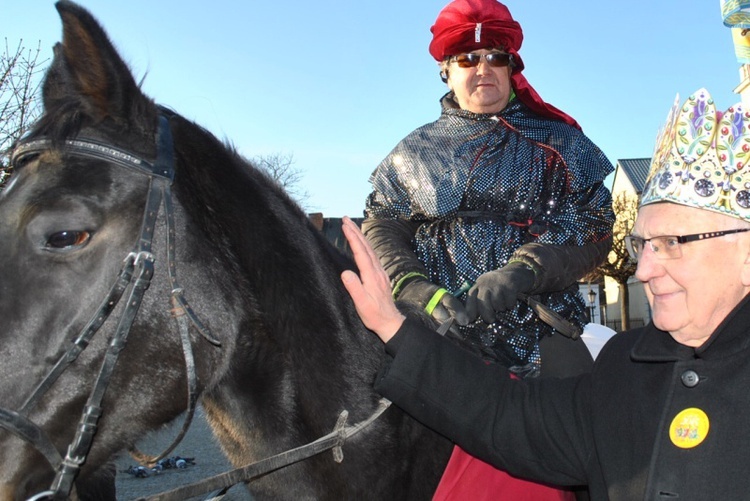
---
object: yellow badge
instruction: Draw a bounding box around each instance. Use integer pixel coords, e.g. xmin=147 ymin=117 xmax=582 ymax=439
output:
xmin=669 ymin=408 xmax=710 ymax=449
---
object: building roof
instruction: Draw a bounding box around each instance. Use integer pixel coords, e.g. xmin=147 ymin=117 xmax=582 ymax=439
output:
xmin=616 ymin=158 xmax=651 ymax=194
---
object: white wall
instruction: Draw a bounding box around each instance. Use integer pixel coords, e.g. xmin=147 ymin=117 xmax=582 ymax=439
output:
xmin=603 ymin=276 xmax=651 ymax=328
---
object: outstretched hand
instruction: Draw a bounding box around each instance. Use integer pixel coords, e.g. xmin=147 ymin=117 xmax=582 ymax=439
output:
xmin=340 ymin=217 xmax=406 ymax=343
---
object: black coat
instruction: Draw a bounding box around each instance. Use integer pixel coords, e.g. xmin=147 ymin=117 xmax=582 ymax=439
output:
xmin=375 ymin=294 xmax=750 ymax=500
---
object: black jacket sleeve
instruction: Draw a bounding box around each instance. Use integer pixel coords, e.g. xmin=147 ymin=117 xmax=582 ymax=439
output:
xmin=363 ymin=215 xmax=612 ymax=296
xmin=375 ymin=318 xmax=594 ymax=486
xmin=361 ymin=217 xmax=427 ymax=287
xmin=510 ymin=237 xmax=612 ymax=294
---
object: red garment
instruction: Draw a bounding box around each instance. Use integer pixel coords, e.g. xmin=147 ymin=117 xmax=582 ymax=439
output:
xmin=429 ymin=0 xmax=522 ymax=62
xmin=434 ymin=446 xmax=576 ymax=501
xmin=428 ymin=0 xmax=580 ymax=130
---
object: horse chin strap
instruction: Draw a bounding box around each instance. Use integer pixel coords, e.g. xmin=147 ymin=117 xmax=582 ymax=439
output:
xmin=4 ymin=111 xmax=219 ymax=501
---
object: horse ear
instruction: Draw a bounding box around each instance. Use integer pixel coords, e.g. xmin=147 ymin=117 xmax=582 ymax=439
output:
xmin=44 ymin=1 xmax=146 ymax=123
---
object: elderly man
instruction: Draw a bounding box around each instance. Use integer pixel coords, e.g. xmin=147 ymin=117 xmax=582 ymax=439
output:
xmin=341 ymin=88 xmax=750 ymax=499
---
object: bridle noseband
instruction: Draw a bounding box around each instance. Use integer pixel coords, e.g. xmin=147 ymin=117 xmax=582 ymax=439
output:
xmin=1 ymin=111 xmax=219 ymax=501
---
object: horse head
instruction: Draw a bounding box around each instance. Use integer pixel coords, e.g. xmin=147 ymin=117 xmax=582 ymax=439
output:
xmin=0 ymin=2 xmax=450 ymax=499
xmin=0 ymin=2 xmax=237 ymax=498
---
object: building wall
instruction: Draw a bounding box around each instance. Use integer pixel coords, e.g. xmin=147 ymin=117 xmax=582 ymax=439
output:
xmin=611 ymin=168 xmax=635 ymax=194
xmin=603 ymin=276 xmax=651 ymax=330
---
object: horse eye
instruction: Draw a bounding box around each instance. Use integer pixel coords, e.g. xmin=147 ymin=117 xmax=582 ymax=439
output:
xmin=45 ymin=230 xmax=92 ymax=250
xmin=13 ymin=152 xmax=40 ymax=169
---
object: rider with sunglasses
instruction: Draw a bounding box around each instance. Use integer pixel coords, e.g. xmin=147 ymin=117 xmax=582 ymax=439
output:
xmin=361 ymin=0 xmax=614 ymax=499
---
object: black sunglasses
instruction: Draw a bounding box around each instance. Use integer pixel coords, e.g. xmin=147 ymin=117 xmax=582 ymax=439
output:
xmin=449 ymin=52 xmax=514 ymax=69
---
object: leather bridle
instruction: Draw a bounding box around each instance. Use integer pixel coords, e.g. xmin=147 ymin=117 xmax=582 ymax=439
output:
xmin=0 ymin=110 xmax=391 ymax=501
xmin=1 ymin=110 xmax=219 ymax=500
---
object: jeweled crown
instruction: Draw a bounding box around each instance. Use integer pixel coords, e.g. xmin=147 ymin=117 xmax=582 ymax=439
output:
xmin=641 ymin=88 xmax=750 ymax=221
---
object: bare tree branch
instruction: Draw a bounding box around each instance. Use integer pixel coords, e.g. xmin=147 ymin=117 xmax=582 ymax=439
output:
xmin=598 ymin=192 xmax=638 ymax=281
xmin=253 ymin=152 xmax=310 ymax=207
xmin=0 ymin=38 xmax=47 ymax=187
xmin=597 ymin=191 xmax=639 ymax=329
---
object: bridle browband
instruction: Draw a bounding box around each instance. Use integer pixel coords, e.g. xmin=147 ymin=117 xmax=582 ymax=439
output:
xmin=2 ymin=110 xmax=219 ymax=501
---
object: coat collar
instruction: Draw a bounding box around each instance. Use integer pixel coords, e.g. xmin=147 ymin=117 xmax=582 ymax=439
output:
xmin=631 ymin=293 xmax=750 ymax=362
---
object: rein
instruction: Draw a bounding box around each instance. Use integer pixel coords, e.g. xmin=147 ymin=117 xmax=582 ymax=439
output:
xmin=138 ymin=398 xmax=392 ymax=501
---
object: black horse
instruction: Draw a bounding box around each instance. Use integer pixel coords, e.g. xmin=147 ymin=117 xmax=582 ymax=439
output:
xmin=0 ymin=2 xmax=451 ymax=499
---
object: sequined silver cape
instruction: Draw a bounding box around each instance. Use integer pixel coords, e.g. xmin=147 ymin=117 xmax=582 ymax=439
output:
xmin=366 ymin=94 xmax=615 ymax=370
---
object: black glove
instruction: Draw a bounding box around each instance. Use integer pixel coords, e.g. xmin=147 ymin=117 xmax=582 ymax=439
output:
xmin=397 ymin=277 xmax=469 ymax=327
xmin=465 ymin=262 xmax=536 ymax=323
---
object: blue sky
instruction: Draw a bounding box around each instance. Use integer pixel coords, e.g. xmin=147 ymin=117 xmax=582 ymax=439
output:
xmin=4 ymin=1 xmax=744 ymax=216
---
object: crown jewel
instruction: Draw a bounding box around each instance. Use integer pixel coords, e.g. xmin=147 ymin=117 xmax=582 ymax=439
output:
xmin=641 ymin=88 xmax=750 ymax=221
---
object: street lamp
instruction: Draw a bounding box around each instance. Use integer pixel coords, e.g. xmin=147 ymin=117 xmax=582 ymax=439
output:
xmin=587 ymin=288 xmax=597 ymax=323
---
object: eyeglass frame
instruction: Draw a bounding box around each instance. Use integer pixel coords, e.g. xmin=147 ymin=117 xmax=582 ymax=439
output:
xmin=624 ymin=228 xmax=750 ymax=261
xmin=447 ymin=52 xmax=515 ymax=69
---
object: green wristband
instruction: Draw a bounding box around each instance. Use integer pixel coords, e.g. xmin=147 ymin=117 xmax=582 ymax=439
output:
xmin=392 ymin=271 xmax=428 ymax=299
xmin=424 ymin=288 xmax=449 ymax=315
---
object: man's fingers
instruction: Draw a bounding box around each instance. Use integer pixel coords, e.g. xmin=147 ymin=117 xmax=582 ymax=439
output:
xmin=342 ymin=217 xmax=390 ymax=290
xmin=343 ymin=217 xmax=378 ymax=266
xmin=341 ymin=269 xmax=365 ymax=301
xmin=341 ymin=217 xmax=406 ymax=342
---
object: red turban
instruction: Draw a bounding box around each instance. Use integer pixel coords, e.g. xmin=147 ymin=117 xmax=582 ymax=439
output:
xmin=429 ymin=0 xmax=580 ymax=130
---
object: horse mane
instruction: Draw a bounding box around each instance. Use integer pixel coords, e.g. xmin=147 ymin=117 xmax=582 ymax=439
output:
xmin=163 ymin=113 xmax=372 ymax=355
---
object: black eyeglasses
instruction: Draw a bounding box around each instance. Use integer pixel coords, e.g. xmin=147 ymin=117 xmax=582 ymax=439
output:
xmin=624 ymin=228 xmax=750 ymax=261
xmin=448 ymin=52 xmax=514 ymax=69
